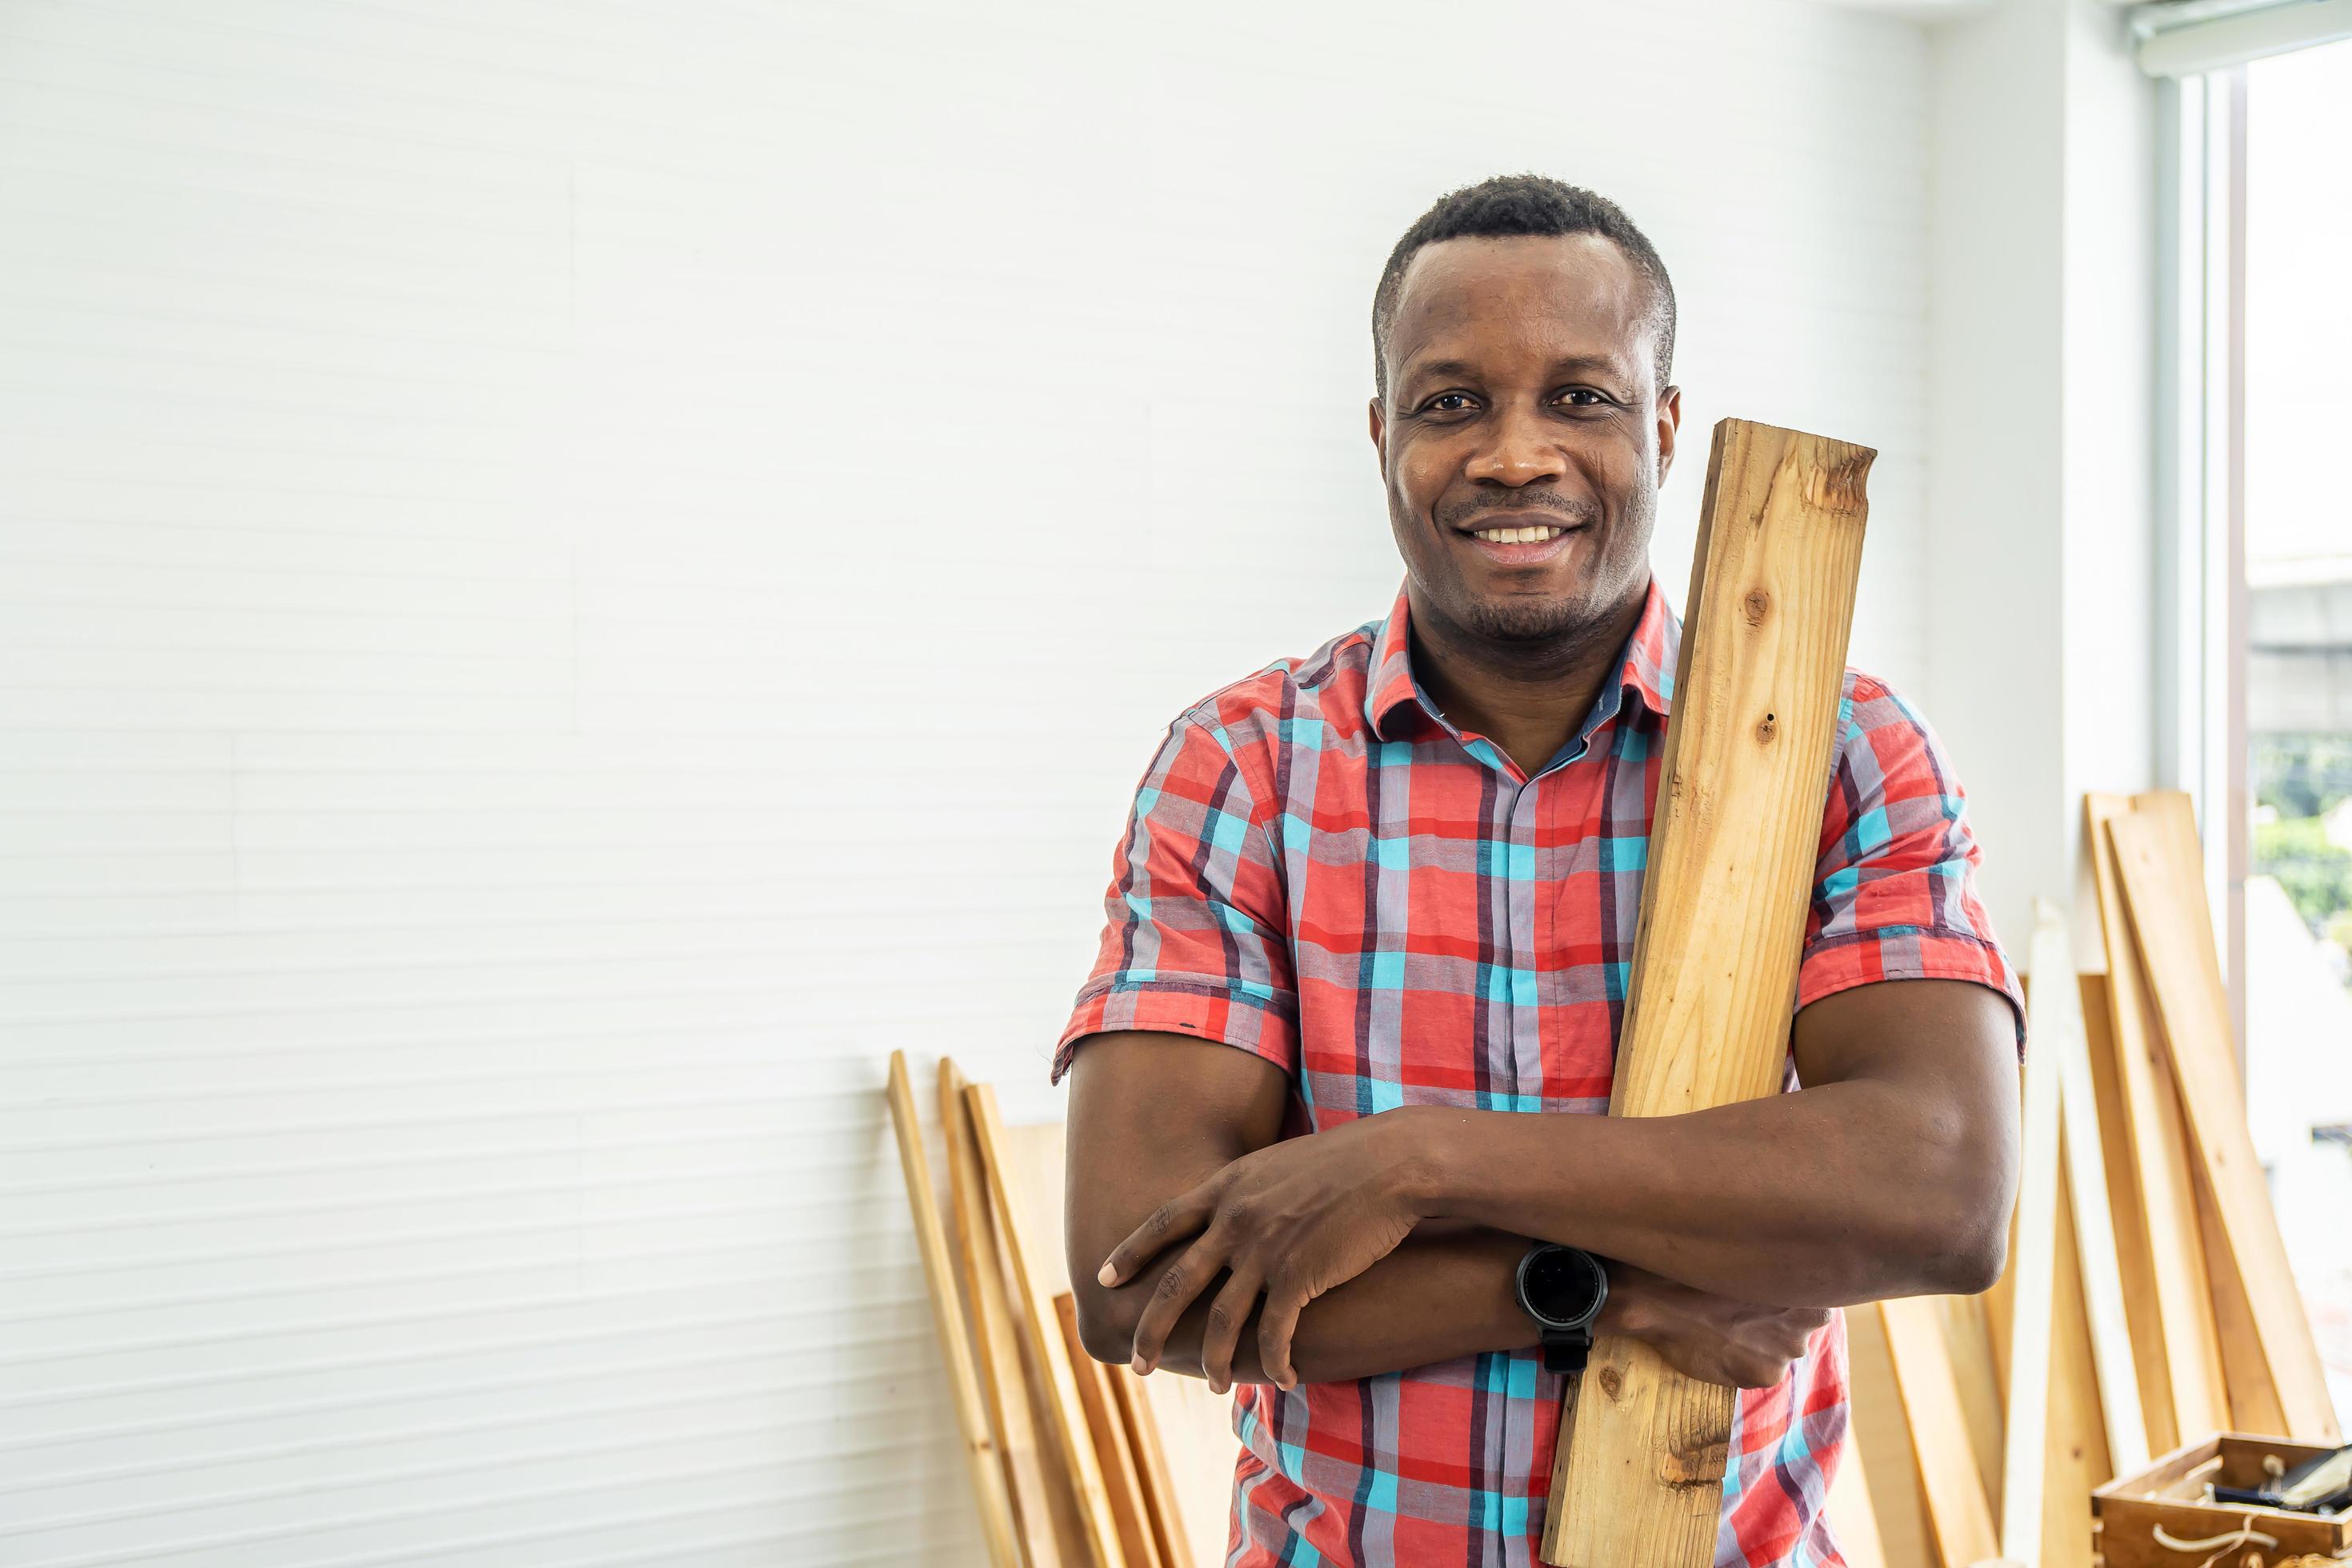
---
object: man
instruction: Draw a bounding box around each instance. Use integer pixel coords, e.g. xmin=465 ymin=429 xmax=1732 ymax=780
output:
xmin=1054 ymin=174 xmax=2026 ymax=1568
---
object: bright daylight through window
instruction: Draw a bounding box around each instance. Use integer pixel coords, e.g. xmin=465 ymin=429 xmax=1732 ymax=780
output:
xmin=2242 ymin=32 xmax=2352 ymax=1430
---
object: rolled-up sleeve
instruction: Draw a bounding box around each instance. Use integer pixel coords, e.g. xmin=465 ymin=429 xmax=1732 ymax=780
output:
xmin=1795 ymin=676 xmax=2028 ymax=1048
xmin=1050 ymin=710 xmax=1298 ymax=1084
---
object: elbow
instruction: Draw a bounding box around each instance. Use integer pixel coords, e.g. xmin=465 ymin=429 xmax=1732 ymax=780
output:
xmin=1925 ymin=1210 xmax=2009 ymax=1297
xmin=1900 ymin=1171 xmax=2013 ymax=1298
xmin=1072 ymin=1282 xmax=1139 ymax=1366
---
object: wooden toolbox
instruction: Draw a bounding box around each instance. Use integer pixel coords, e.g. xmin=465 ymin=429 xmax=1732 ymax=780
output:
xmin=2094 ymin=1434 xmax=2351 ymax=1566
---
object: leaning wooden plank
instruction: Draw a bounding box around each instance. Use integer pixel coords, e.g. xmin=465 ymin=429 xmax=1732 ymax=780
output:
xmin=941 ymin=1062 xmax=1064 ymax=1568
xmin=1133 ymin=1361 xmax=1238 ymax=1567
xmin=1106 ymin=1358 xmax=1192 ymax=1568
xmin=966 ymin=1086 xmax=1126 ymax=1568
xmin=2059 ymin=974 xmax=2148 ymax=1478
xmin=1943 ymin=1292 xmax=2007 ymax=1523
xmin=884 ymin=1053 xmax=1023 ymax=1568
xmin=1880 ymin=1295 xmax=2002 ymax=1568
xmin=1056 ymin=1293 xmax=1165 ymax=1568
xmin=2039 ymin=1152 xmax=2114 ymax=1568
xmin=1845 ymin=1302 xmax=1938 ymax=1568
xmin=1999 ymin=900 xmax=2071 ymax=1560
xmin=2082 ymin=792 xmax=2226 ymax=1453
xmin=1544 ymin=418 xmax=1874 ymax=1567
xmin=2107 ymin=794 xmax=2340 ymax=1442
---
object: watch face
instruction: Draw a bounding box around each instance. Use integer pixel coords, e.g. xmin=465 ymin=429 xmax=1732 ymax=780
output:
xmin=1522 ymin=1247 xmax=1606 ymax=1330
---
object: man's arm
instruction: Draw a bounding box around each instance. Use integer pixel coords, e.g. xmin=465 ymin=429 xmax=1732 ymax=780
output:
xmin=1099 ymin=978 xmax=2017 ymax=1386
xmin=1066 ymin=1030 xmax=1837 ymax=1394
xmin=1063 ymin=1030 xmax=1534 ymax=1387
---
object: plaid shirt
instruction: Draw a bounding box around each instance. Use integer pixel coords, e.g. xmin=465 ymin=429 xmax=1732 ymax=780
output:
xmin=1053 ymin=576 xmax=2025 ymax=1568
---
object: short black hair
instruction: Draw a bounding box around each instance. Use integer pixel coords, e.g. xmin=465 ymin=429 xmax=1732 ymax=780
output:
xmin=1371 ymin=174 xmax=1677 ymax=400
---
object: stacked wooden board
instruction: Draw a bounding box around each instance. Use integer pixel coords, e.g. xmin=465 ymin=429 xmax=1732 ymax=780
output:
xmin=885 ymin=1053 xmax=1240 ymax=1567
xmin=1840 ymin=790 xmax=2339 ymax=1568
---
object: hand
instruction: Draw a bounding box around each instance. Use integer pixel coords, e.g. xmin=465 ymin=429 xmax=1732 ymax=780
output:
xmin=1096 ymin=1110 xmax=1426 ymax=1394
xmin=1602 ymin=1262 xmax=1833 ymax=1390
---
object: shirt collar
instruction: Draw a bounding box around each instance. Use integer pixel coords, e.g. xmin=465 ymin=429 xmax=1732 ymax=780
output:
xmin=1362 ymin=575 xmax=1680 ymax=743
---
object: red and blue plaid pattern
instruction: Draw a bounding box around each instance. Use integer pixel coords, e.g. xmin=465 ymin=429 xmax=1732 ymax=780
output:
xmin=1054 ymin=578 xmax=2025 ymax=1568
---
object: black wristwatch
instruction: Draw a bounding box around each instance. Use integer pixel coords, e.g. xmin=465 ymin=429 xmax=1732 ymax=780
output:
xmin=1515 ymin=1243 xmax=1609 ymax=1374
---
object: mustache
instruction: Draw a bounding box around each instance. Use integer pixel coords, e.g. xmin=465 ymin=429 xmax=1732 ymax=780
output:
xmin=1437 ymin=493 xmax=1603 ymax=530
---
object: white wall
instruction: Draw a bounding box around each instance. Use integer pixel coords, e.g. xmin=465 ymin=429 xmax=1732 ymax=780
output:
xmin=1922 ymin=0 xmax=2160 ymax=956
xmin=0 ymin=2 xmax=1941 ymax=1562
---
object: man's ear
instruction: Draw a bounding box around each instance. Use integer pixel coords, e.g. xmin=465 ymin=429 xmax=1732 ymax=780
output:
xmin=1368 ymin=397 xmax=1388 ymax=470
xmin=1655 ymin=385 xmax=1682 ymax=486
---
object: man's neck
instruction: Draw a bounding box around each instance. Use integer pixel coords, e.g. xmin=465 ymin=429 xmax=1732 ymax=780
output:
xmin=1408 ymin=581 xmax=1650 ymax=779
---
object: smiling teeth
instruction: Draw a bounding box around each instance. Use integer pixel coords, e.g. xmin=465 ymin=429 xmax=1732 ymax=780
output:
xmin=1474 ymin=526 xmax=1566 ymax=543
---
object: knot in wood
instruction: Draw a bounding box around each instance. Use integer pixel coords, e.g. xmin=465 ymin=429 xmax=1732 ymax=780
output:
xmin=1742 ymin=588 xmax=1769 ymax=625
xmin=1755 ymin=712 xmax=1776 ymax=745
xmin=1595 ymin=1365 xmax=1624 ymax=1402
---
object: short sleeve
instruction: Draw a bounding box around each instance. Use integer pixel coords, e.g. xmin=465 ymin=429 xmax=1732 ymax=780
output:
xmin=1050 ymin=711 xmax=1299 ymax=1084
xmin=1795 ymin=677 xmax=2028 ymax=1048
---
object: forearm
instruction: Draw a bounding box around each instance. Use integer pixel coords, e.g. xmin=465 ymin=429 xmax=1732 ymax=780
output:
xmin=1109 ymin=1221 xmax=1538 ymax=1386
xmin=1403 ymin=1077 xmax=2007 ymax=1307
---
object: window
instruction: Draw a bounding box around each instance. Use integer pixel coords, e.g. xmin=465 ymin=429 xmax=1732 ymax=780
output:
xmin=2237 ymin=35 xmax=2352 ymax=1425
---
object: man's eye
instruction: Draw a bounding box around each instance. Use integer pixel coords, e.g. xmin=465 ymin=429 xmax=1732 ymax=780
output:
xmin=1422 ymin=392 xmax=1478 ymax=414
xmin=1557 ymin=389 xmax=1611 ymax=407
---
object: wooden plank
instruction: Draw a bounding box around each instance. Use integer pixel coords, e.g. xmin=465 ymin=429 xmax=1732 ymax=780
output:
xmin=1132 ymin=1363 xmax=1238 ymax=1567
xmin=1944 ymin=1292 xmax=2006 ymax=1524
xmin=884 ymin=1053 xmax=1024 ymax=1568
xmin=1880 ymin=1294 xmax=2002 ymax=1568
xmin=2042 ymin=1146 xmax=2114 ymax=1568
xmin=1999 ymin=900 xmax=2072 ymax=1561
xmin=2061 ymin=974 xmax=2149 ymax=1479
xmin=941 ymin=1061 xmax=1064 ymax=1568
xmin=1545 ymin=418 xmax=1874 ymax=1567
xmin=1106 ymin=1360 xmax=1192 ymax=1568
xmin=1057 ymin=1294 xmax=1165 ymax=1568
xmin=966 ymin=1086 xmax=1126 ymax=1568
xmin=2108 ymin=793 xmax=2340 ymax=1442
xmin=2082 ymin=792 xmax=2227 ymax=1452
xmin=1846 ymin=1302 xmax=1939 ymax=1568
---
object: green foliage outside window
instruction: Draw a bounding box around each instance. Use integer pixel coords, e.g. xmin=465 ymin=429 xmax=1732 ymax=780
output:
xmin=2254 ymin=731 xmax=2352 ymax=934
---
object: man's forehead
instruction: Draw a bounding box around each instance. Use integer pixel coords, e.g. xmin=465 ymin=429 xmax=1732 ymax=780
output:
xmin=1387 ymin=233 xmax=1650 ymax=383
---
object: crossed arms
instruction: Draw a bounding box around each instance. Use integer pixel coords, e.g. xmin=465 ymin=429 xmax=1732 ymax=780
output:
xmin=1063 ymin=975 xmax=2020 ymax=1394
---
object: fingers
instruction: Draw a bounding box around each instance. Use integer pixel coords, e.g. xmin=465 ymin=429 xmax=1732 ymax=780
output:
xmin=1198 ymin=1263 xmax=1265 ymax=1395
xmin=1127 ymin=1235 xmax=1221 ymax=1376
xmin=1256 ymin=1282 xmax=1310 ymax=1392
xmin=1098 ymin=1185 xmax=1214 ymax=1288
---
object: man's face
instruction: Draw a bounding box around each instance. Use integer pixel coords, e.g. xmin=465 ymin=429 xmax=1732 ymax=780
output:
xmin=1371 ymin=234 xmax=1680 ymax=647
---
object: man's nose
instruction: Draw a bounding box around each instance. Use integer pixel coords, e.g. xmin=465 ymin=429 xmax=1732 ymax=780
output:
xmin=1465 ymin=402 xmax=1567 ymax=486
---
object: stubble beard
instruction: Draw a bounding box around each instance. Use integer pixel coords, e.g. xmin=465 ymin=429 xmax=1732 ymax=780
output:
xmin=1402 ymin=478 xmax=1655 ymax=653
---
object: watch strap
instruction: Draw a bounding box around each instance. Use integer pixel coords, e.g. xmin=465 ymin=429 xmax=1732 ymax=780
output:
xmin=1540 ymin=1323 xmax=1593 ymax=1374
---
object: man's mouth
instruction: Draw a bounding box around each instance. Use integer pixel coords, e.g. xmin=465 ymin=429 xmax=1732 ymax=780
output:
xmin=1452 ymin=513 xmax=1589 ymax=564
xmin=1465 ymin=523 xmax=1574 ymax=544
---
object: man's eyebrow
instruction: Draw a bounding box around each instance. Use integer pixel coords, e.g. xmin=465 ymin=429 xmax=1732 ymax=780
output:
xmin=1398 ymin=353 xmax=1633 ymax=386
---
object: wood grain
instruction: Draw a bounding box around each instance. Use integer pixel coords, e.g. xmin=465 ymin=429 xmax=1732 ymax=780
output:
xmin=1844 ymin=1303 xmax=1938 ymax=1568
xmin=2063 ymin=974 xmax=2149 ymax=1479
xmin=1999 ymin=900 xmax=2071 ymax=1560
xmin=2042 ymin=1146 xmax=2114 ymax=1568
xmin=2082 ymin=792 xmax=2227 ymax=1453
xmin=2108 ymin=793 xmax=2340 ymax=1443
xmin=1106 ymin=1361 xmax=1193 ymax=1568
xmin=940 ymin=1059 xmax=1063 ymax=1566
xmin=1543 ymin=418 xmax=1874 ymax=1567
xmin=1132 ymin=1364 xmax=1238 ymax=1567
xmin=966 ymin=1086 xmax=1126 ymax=1567
xmin=883 ymin=1053 xmax=1024 ymax=1568
xmin=1880 ymin=1294 xmax=2001 ymax=1568
xmin=1057 ymin=1293 xmax=1164 ymax=1568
